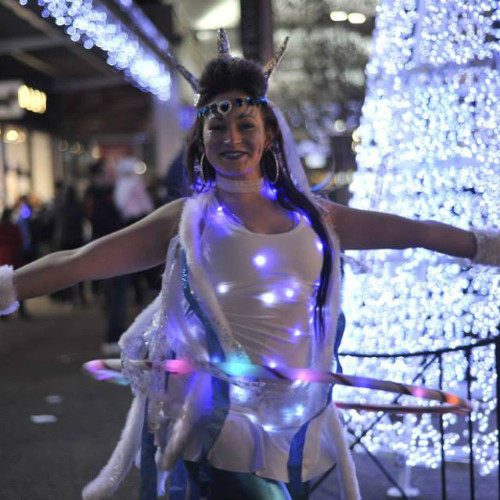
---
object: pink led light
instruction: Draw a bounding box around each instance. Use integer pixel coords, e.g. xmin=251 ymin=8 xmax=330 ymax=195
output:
xmin=164 ymin=359 xmax=193 ymax=374
xmin=413 ymin=387 xmax=426 ymax=398
xmin=84 ymin=360 xmax=104 ymax=373
xmin=296 ymin=370 xmax=311 ymax=382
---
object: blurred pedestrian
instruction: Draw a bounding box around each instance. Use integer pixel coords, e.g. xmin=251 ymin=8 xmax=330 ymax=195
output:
xmin=114 ymin=157 xmax=159 ymax=301
xmin=52 ymin=184 xmax=87 ymax=306
xmin=84 ymin=161 xmax=126 ymax=355
xmin=0 ymin=208 xmax=29 ymax=318
xmin=163 ymin=148 xmax=191 ymax=203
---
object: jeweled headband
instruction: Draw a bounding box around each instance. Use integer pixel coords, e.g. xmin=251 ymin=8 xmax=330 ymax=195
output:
xmin=163 ymin=28 xmax=289 ymax=105
xmin=197 ymin=96 xmax=268 ymax=118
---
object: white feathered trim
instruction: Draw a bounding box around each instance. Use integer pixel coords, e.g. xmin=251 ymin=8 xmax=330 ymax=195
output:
xmin=119 ymin=294 xmax=161 ymax=351
xmin=311 ymin=226 xmax=360 ymax=498
xmin=179 ymin=194 xmax=248 ymax=360
xmin=329 ymin=404 xmax=361 ymax=500
xmin=156 ymin=374 xmax=207 ymax=472
xmin=472 ymin=229 xmax=500 ymax=267
xmin=0 ymin=265 xmax=19 ymax=315
xmin=152 ymin=193 xmax=247 ymax=479
xmin=82 ymin=393 xmax=146 ymax=500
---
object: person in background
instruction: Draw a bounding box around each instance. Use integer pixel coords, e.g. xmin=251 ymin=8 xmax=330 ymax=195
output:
xmin=114 ymin=157 xmax=158 ymax=303
xmin=114 ymin=157 xmax=155 ymax=224
xmin=162 ymin=148 xmax=191 ymax=202
xmin=52 ymin=184 xmax=87 ymax=306
xmin=84 ymin=161 xmax=126 ymax=355
xmin=0 ymin=208 xmax=28 ymax=318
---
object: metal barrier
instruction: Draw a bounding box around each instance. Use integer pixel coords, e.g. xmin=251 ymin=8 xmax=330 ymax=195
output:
xmin=311 ymin=336 xmax=500 ymax=500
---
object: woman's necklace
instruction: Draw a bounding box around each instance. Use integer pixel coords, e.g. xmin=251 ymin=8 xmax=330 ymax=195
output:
xmin=216 ymin=176 xmax=265 ymax=193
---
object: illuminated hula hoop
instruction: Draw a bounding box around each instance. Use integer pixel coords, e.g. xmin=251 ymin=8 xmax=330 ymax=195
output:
xmin=83 ymin=359 xmax=472 ymax=415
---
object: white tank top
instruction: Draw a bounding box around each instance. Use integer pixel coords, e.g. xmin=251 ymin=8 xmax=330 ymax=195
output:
xmin=200 ymin=197 xmax=323 ymax=368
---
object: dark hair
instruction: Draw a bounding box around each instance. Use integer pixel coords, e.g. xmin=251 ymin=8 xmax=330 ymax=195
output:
xmin=1 ymin=208 xmax=12 ymax=224
xmin=89 ymin=161 xmax=104 ymax=178
xmin=185 ymin=57 xmax=333 ymax=343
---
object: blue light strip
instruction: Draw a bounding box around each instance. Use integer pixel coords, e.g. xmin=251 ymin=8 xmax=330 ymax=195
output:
xmin=22 ymin=0 xmax=171 ymax=100
xmin=112 ymin=0 xmax=169 ymax=53
xmin=180 ymin=250 xmax=231 ymax=460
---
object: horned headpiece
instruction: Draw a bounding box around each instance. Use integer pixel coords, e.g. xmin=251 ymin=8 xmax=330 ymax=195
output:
xmin=164 ymin=28 xmax=289 ymax=105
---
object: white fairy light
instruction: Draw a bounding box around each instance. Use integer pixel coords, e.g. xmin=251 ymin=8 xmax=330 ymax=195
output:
xmin=261 ymin=292 xmax=277 ymax=305
xmin=342 ymin=0 xmax=499 ymax=476
xmin=295 ymin=405 xmax=305 ymax=417
xmin=216 ymin=283 xmax=230 ymax=294
xmin=253 ymin=254 xmax=267 ymax=267
xmin=22 ymin=0 xmax=171 ymax=100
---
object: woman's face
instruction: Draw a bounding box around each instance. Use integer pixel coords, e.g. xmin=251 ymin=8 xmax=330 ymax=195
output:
xmin=201 ymin=90 xmax=273 ymax=180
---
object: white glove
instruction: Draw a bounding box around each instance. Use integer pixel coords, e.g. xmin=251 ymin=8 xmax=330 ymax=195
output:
xmin=0 ymin=265 xmax=19 ymax=315
xmin=472 ymin=230 xmax=500 ymax=267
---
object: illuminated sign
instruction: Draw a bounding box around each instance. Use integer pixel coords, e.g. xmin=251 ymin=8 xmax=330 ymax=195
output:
xmin=18 ymin=84 xmax=46 ymax=114
xmin=0 ymin=81 xmax=47 ymax=118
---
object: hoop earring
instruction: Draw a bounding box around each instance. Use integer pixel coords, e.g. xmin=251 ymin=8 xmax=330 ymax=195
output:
xmin=265 ymin=149 xmax=280 ymax=185
xmin=199 ymin=154 xmax=209 ymax=185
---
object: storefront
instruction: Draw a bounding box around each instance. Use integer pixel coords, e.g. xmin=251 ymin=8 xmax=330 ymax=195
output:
xmin=0 ymin=80 xmax=59 ymax=212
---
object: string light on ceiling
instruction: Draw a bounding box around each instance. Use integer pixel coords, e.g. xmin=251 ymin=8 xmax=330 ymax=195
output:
xmin=20 ymin=0 xmax=172 ymax=100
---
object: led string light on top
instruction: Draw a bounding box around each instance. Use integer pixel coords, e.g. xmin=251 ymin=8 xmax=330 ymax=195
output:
xmin=24 ymin=0 xmax=172 ymax=100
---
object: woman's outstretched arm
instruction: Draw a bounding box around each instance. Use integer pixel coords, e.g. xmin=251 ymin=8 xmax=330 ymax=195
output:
xmin=13 ymin=198 xmax=185 ymax=301
xmin=325 ymin=201 xmax=477 ymax=258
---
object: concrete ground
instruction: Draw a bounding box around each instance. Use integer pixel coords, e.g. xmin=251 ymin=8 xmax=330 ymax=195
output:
xmin=0 ymin=295 xmax=497 ymax=500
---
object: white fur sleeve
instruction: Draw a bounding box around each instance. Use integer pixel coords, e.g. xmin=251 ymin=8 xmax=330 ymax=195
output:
xmin=0 ymin=265 xmax=19 ymax=315
xmin=472 ymin=230 xmax=500 ymax=267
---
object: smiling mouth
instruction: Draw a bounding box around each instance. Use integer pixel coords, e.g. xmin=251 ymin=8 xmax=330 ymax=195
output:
xmin=221 ymin=151 xmax=246 ymax=160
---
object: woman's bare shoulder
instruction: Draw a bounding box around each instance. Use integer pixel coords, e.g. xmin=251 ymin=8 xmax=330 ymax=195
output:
xmin=147 ymin=197 xmax=187 ymax=228
xmin=125 ymin=197 xmax=188 ymax=246
xmin=314 ymin=197 xmax=349 ymax=228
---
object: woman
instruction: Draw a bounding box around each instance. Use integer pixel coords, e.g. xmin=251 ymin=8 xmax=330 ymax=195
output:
xmin=0 ymin=32 xmax=497 ymax=500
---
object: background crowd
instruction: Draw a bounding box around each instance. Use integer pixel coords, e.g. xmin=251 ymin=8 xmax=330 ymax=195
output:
xmin=0 ymin=155 xmax=189 ymax=354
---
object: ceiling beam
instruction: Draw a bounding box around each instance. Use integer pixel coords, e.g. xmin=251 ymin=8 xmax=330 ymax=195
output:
xmin=51 ymin=76 xmax=128 ymax=93
xmin=0 ymin=36 xmax=72 ymax=55
xmin=11 ymin=51 xmax=61 ymax=78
